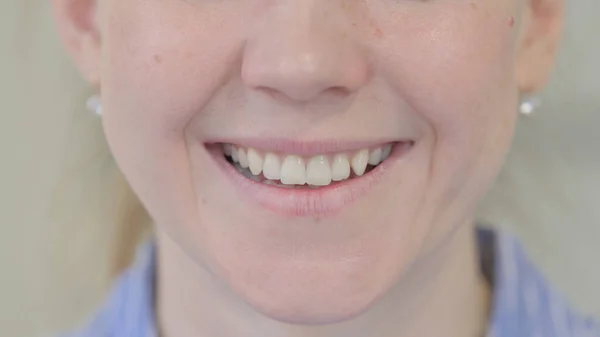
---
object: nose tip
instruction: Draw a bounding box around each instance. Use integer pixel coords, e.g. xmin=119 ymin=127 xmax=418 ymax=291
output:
xmin=241 ymin=26 xmax=369 ymax=103
xmin=243 ymin=51 xmax=367 ymax=102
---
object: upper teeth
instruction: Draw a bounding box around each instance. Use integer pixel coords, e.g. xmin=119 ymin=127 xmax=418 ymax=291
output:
xmin=224 ymin=144 xmax=394 ymax=186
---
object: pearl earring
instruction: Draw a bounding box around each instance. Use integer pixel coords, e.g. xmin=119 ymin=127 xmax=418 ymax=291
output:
xmin=519 ymin=96 xmax=541 ymax=115
xmin=86 ymin=94 xmax=541 ymax=116
xmin=86 ymin=94 xmax=103 ymax=116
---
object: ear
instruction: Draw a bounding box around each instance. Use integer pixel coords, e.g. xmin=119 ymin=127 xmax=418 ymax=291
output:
xmin=515 ymin=0 xmax=565 ymax=94
xmin=52 ymin=0 xmax=102 ymax=85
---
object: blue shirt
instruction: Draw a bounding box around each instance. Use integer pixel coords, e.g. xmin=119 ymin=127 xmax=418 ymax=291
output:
xmin=60 ymin=228 xmax=600 ymax=337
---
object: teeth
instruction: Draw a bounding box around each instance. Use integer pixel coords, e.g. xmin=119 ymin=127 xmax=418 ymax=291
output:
xmin=306 ymin=155 xmax=332 ymax=186
xmin=331 ymin=154 xmax=351 ymax=181
xmin=223 ymin=144 xmax=233 ymax=156
xmin=368 ymin=148 xmax=383 ymax=166
xmin=231 ymin=147 xmax=239 ymax=163
xmin=382 ymin=144 xmax=392 ymax=160
xmin=237 ymin=148 xmax=249 ymax=168
xmin=351 ymin=149 xmax=369 ymax=176
xmin=263 ymin=153 xmax=282 ymax=180
xmin=247 ymin=148 xmax=263 ymax=175
xmin=280 ymin=155 xmax=306 ymax=185
xmin=242 ymin=169 xmax=262 ymax=181
xmin=224 ymin=143 xmax=397 ymax=186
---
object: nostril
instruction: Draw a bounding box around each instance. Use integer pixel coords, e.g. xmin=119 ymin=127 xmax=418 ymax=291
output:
xmin=259 ymin=87 xmax=299 ymax=104
xmin=258 ymin=85 xmax=351 ymax=103
xmin=326 ymin=86 xmax=351 ymax=98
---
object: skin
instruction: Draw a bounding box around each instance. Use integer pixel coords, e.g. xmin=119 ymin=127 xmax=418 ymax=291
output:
xmin=53 ymin=0 xmax=564 ymax=336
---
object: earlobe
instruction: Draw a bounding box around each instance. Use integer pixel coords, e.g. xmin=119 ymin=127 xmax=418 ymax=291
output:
xmin=515 ymin=0 xmax=565 ymax=94
xmin=51 ymin=0 xmax=102 ymax=85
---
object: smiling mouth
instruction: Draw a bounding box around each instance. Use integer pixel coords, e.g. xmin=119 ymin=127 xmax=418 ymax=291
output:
xmin=221 ymin=142 xmax=407 ymax=189
xmin=206 ymin=139 xmax=415 ymax=216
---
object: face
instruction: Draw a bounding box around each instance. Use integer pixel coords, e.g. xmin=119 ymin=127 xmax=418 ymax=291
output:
xmin=55 ymin=0 xmax=564 ymax=324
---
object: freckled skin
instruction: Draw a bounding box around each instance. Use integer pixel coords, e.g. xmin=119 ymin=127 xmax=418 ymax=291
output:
xmin=55 ymin=0 xmax=565 ymax=332
xmin=368 ymin=18 xmax=384 ymax=38
xmin=97 ymin=0 xmax=521 ymax=324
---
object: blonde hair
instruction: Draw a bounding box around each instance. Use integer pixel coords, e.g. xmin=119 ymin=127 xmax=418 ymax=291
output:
xmin=49 ymin=91 xmax=150 ymax=277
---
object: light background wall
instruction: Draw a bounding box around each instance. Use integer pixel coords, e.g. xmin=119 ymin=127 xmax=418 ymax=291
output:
xmin=1 ymin=1 xmax=598 ymax=336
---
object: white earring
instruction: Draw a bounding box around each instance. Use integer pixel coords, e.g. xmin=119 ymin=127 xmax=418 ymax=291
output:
xmin=519 ymin=96 xmax=541 ymax=115
xmin=86 ymin=94 xmax=541 ymax=116
xmin=86 ymin=94 xmax=103 ymax=116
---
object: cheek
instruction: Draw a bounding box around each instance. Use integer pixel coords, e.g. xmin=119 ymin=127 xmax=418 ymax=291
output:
xmin=379 ymin=2 xmax=519 ymax=181
xmin=98 ymin=1 xmax=246 ymax=226
xmin=368 ymin=2 xmax=520 ymax=229
xmin=101 ymin=1 xmax=246 ymax=140
xmin=379 ymin=2 xmax=518 ymax=122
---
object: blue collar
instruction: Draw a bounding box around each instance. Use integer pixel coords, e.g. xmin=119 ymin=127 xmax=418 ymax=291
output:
xmin=63 ymin=227 xmax=600 ymax=337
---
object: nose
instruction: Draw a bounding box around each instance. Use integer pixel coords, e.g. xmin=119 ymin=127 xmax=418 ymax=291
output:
xmin=241 ymin=3 xmax=370 ymax=103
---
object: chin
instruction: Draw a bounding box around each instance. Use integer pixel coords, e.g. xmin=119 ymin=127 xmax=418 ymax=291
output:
xmin=234 ymin=274 xmax=384 ymax=325
xmin=209 ymin=236 xmax=403 ymax=326
xmin=169 ymin=138 xmax=429 ymax=325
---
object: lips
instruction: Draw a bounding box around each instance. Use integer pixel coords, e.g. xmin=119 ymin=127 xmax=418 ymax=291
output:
xmin=206 ymin=140 xmax=414 ymax=217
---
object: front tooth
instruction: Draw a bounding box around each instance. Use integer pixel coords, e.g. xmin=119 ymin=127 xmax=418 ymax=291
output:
xmin=382 ymin=144 xmax=392 ymax=160
xmin=306 ymin=155 xmax=332 ymax=186
xmin=331 ymin=154 xmax=350 ymax=181
xmin=263 ymin=153 xmax=282 ymax=180
xmin=280 ymin=155 xmax=306 ymax=185
xmin=351 ymin=149 xmax=369 ymax=176
xmin=368 ymin=148 xmax=383 ymax=165
xmin=237 ymin=148 xmax=249 ymax=168
xmin=247 ymin=148 xmax=263 ymax=175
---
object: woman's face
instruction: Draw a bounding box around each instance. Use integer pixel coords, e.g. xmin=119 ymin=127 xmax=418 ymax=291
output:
xmin=57 ymin=0 xmax=563 ymax=324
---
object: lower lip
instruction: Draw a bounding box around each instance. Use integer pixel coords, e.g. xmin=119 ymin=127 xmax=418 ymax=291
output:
xmin=207 ymin=143 xmax=413 ymax=218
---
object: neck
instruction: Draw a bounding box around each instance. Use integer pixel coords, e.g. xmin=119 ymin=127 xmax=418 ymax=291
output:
xmin=156 ymin=224 xmax=491 ymax=337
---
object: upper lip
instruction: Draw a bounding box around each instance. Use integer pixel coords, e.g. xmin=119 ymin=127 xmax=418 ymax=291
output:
xmin=206 ymin=138 xmax=412 ymax=156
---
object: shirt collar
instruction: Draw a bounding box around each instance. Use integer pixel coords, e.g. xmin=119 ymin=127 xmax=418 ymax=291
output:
xmin=96 ymin=227 xmax=580 ymax=337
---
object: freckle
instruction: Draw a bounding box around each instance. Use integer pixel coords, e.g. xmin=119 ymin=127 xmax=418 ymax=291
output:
xmin=201 ymin=198 xmax=208 ymax=205
xmin=153 ymin=54 xmax=163 ymax=64
xmin=368 ymin=19 xmax=383 ymax=38
xmin=470 ymin=2 xmax=478 ymax=10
